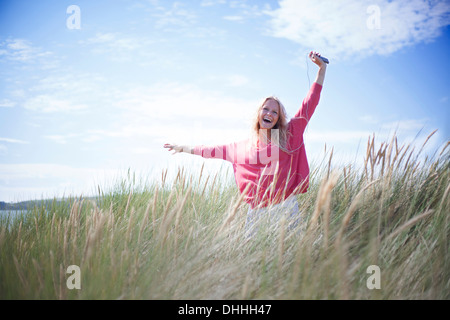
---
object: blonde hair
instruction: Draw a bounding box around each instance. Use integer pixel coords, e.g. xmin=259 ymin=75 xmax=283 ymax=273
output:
xmin=252 ymin=96 xmax=292 ymax=152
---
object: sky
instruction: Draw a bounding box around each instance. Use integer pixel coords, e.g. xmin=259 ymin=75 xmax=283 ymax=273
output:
xmin=0 ymin=0 xmax=449 ymax=202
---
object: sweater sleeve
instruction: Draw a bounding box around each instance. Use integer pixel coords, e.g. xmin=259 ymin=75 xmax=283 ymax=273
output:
xmin=293 ymin=82 xmax=322 ymax=121
xmin=193 ymin=140 xmax=251 ymax=164
xmin=193 ymin=142 xmax=238 ymax=163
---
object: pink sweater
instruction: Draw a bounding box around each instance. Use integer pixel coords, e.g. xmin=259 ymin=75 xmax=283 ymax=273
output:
xmin=194 ymin=82 xmax=322 ymax=208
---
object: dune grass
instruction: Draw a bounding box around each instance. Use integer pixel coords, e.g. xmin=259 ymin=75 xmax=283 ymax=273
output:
xmin=0 ymin=132 xmax=448 ymax=299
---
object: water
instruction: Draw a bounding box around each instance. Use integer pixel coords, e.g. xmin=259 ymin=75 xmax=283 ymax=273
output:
xmin=0 ymin=210 xmax=28 ymax=228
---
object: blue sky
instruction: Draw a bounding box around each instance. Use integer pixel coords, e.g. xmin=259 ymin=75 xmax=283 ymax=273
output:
xmin=0 ymin=0 xmax=449 ymax=202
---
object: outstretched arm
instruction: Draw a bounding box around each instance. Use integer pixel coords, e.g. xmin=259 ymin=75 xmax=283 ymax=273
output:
xmin=309 ymin=51 xmax=327 ymax=86
xmin=164 ymin=143 xmax=193 ymax=155
xmin=165 ymin=142 xmax=239 ymax=163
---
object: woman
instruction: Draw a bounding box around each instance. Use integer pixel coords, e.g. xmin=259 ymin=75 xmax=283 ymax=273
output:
xmin=164 ymin=51 xmax=327 ymax=231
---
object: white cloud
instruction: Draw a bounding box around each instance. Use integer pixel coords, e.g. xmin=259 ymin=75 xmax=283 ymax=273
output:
xmin=131 ymin=147 xmax=155 ymax=155
xmin=223 ymin=15 xmax=244 ymax=22
xmin=83 ymin=32 xmax=149 ymax=52
xmin=24 ymin=94 xmax=88 ymax=113
xmin=265 ymin=0 xmax=450 ymax=60
xmin=304 ymin=117 xmax=441 ymax=166
xmin=0 ymin=137 xmax=29 ymax=144
xmin=112 ymin=82 xmax=257 ymax=122
xmin=307 ymin=130 xmax=374 ymax=143
xmin=381 ymin=118 xmax=430 ymax=133
xmin=31 ymin=73 xmax=106 ymax=95
xmin=64 ymin=82 xmax=257 ymax=150
xmin=80 ymin=32 xmax=151 ymax=63
xmin=359 ymin=114 xmax=380 ymax=124
xmin=306 ymin=119 xmax=431 ymax=146
xmin=1 ymin=39 xmax=41 ymax=61
xmin=44 ymin=134 xmax=81 ymax=145
xmin=0 ymin=38 xmax=57 ymax=68
xmin=226 ymin=74 xmax=250 ymax=87
xmin=30 ymin=82 xmax=256 ymax=149
xmin=80 ymin=32 xmax=173 ymax=64
xmin=23 ymin=73 xmax=107 ymax=113
xmin=0 ymin=163 xmax=117 ymax=202
xmin=201 ymin=0 xmax=227 ymax=7
xmin=0 ymin=99 xmax=16 ymax=108
xmin=152 ymin=2 xmax=197 ymax=30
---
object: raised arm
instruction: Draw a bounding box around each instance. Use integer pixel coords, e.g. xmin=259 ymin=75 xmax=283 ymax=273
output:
xmin=292 ymin=51 xmax=326 ymax=121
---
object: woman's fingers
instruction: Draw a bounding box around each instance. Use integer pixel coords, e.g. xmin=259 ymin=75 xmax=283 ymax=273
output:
xmin=164 ymin=143 xmax=175 ymax=152
xmin=164 ymin=143 xmax=181 ymax=154
xmin=309 ymin=51 xmax=321 ymax=59
xmin=309 ymin=51 xmax=325 ymax=67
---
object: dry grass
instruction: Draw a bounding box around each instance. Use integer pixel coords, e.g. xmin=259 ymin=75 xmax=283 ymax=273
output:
xmin=0 ymin=132 xmax=448 ymax=299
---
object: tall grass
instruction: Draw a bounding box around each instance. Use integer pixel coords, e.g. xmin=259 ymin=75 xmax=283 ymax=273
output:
xmin=0 ymin=133 xmax=448 ymax=299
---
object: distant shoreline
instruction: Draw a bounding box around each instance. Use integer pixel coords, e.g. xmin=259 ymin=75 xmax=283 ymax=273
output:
xmin=0 ymin=201 xmax=34 ymax=211
xmin=0 ymin=197 xmax=94 ymax=211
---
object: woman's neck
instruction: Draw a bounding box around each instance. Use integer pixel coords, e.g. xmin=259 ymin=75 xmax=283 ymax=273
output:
xmin=258 ymin=129 xmax=271 ymax=147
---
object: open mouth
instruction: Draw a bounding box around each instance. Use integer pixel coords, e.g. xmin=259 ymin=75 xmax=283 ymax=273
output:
xmin=263 ymin=117 xmax=272 ymax=124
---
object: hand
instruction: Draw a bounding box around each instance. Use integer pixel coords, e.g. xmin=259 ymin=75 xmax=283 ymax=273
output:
xmin=164 ymin=143 xmax=183 ymax=155
xmin=309 ymin=51 xmax=326 ymax=68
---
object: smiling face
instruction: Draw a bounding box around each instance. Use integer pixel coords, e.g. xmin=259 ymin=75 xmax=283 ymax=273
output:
xmin=259 ymin=98 xmax=280 ymax=130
